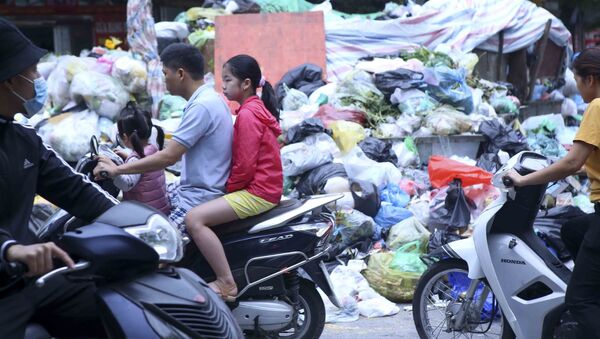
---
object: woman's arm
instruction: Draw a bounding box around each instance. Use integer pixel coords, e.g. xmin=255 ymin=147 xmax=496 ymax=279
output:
xmin=508 ymin=141 xmax=595 ymax=186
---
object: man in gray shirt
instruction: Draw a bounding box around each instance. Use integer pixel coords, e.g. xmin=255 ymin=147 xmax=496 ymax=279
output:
xmin=94 ymin=43 xmax=233 ymax=229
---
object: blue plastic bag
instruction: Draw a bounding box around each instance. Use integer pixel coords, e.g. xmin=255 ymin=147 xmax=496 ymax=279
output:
xmin=374 ymin=204 xmax=413 ymax=228
xmin=448 ymin=272 xmax=499 ymax=320
xmin=380 ymin=184 xmax=410 ymax=208
xmin=426 ymin=66 xmax=473 ymax=114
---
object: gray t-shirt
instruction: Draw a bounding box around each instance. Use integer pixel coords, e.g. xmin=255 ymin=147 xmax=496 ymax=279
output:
xmin=172 ymin=84 xmax=233 ymax=211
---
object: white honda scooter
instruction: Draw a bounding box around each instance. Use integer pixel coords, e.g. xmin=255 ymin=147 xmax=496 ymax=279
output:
xmin=413 ymin=151 xmax=578 ymax=339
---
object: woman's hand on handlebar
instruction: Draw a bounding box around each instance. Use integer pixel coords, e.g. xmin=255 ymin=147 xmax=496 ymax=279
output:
xmin=6 ymin=243 xmax=75 ymax=277
xmin=504 ymin=169 xmax=525 ymax=187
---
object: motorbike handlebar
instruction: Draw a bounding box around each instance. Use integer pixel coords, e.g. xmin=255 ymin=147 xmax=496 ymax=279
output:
xmin=502 ymin=176 xmax=514 ymax=188
xmin=0 ymin=261 xmax=27 ymax=277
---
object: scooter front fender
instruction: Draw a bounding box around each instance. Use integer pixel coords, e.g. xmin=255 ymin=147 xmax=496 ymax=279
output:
xmin=444 ymin=237 xmax=485 ymax=279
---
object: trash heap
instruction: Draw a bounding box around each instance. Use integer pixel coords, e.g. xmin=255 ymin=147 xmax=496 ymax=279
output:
xmin=273 ymin=42 xmax=588 ymax=321
xmin=29 ymin=48 xmax=150 ymax=163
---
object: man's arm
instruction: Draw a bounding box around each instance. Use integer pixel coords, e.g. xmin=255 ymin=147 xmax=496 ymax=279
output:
xmin=94 ymin=140 xmax=187 ymax=178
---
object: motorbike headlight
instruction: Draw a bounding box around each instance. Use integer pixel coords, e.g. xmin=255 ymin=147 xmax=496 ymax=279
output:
xmin=290 ymin=214 xmax=335 ymax=255
xmin=124 ymin=214 xmax=183 ymax=263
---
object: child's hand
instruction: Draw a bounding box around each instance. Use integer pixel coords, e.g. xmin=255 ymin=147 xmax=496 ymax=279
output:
xmin=114 ymin=148 xmax=128 ymax=160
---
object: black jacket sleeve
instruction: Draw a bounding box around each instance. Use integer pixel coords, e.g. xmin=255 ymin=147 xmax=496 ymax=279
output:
xmin=36 ymin=141 xmax=118 ymax=222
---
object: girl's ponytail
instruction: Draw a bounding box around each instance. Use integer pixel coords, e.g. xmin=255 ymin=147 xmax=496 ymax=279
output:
xmin=129 ymin=130 xmax=146 ymax=159
xmin=260 ymin=81 xmax=280 ymax=121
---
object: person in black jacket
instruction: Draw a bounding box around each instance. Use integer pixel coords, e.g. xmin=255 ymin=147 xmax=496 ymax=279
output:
xmin=0 ymin=18 xmax=118 ymax=338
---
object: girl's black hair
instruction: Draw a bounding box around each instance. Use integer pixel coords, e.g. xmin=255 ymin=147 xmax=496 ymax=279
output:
xmin=573 ymin=47 xmax=600 ymax=79
xmin=224 ymin=54 xmax=279 ymax=120
xmin=116 ymin=101 xmax=165 ymax=158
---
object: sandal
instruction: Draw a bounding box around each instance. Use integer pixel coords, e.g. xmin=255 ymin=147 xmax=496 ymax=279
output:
xmin=208 ymin=280 xmax=238 ymax=302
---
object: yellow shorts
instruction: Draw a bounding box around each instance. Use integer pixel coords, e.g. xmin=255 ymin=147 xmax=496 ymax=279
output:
xmin=223 ymin=190 xmax=277 ymax=219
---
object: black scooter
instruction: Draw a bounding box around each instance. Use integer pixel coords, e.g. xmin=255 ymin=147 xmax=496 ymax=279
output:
xmin=4 ymin=201 xmax=243 ymax=338
xmin=178 ymin=193 xmax=342 ymax=338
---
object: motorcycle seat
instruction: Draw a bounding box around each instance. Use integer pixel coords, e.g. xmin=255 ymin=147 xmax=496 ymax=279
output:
xmin=214 ymin=199 xmax=303 ymax=237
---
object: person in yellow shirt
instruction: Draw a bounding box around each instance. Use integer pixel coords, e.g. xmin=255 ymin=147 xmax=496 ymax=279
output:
xmin=507 ymin=47 xmax=600 ymax=339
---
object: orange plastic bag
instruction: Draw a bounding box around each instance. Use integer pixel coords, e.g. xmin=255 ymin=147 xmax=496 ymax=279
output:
xmin=428 ymin=156 xmax=493 ymax=188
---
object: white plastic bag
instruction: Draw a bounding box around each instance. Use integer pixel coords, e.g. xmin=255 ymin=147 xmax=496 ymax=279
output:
xmin=302 ymin=133 xmax=341 ymax=159
xmin=279 ymin=104 xmax=319 ymax=131
xmin=356 ymin=296 xmax=400 ymax=318
xmin=37 ymin=60 xmax=57 ymax=80
xmin=408 ymin=196 xmax=431 ymax=226
xmin=522 ymin=114 xmax=565 ymax=134
xmin=154 ymin=21 xmax=189 ymax=40
xmin=281 ymin=142 xmax=333 ymax=177
xmin=325 ymin=264 xmax=399 ymax=321
xmin=111 ymin=56 xmax=148 ymax=94
xmin=47 ymin=64 xmax=71 ymax=110
xmin=309 ymin=83 xmax=337 ymax=105
xmin=282 ymin=85 xmax=309 ymax=111
xmin=70 ymin=71 xmax=130 ymax=121
xmin=343 ymin=147 xmax=402 ymax=188
xmin=46 ymin=111 xmax=100 ymax=162
xmin=424 ymin=106 xmax=472 ymax=135
xmin=324 ymin=177 xmax=351 ymax=193
xmin=556 ymin=126 xmax=578 ymax=146
xmin=392 ymin=140 xmax=418 ymax=167
xmin=387 ymin=217 xmax=430 ymax=251
xmin=561 ymin=98 xmax=577 ymax=117
xmin=563 ymin=68 xmax=578 ymax=97
xmin=98 ymin=117 xmax=116 ymax=140
xmin=390 ymin=88 xmax=437 ymax=115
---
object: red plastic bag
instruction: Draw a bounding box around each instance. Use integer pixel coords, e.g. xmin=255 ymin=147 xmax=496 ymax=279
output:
xmin=428 ymin=156 xmax=493 ymax=188
xmin=314 ymin=104 xmax=367 ymax=127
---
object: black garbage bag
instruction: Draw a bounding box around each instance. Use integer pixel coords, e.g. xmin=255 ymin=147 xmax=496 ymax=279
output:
xmin=534 ymin=206 xmax=587 ymax=261
xmin=275 ymin=64 xmax=326 ymax=108
xmin=429 ymin=179 xmax=476 ymax=231
xmin=479 ymin=119 xmax=528 ymax=156
xmin=296 ymin=163 xmax=347 ymax=196
xmin=374 ymin=68 xmax=425 ymax=100
xmin=351 ymin=180 xmax=381 ymax=218
xmin=286 ymin=118 xmax=331 ymax=144
xmin=428 ymin=228 xmax=465 ymax=253
xmin=358 ymin=137 xmax=398 ymax=164
xmin=476 ymin=153 xmax=502 ymax=173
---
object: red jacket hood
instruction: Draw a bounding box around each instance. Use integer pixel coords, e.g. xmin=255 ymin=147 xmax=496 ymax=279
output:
xmin=238 ymin=96 xmax=281 ymax=136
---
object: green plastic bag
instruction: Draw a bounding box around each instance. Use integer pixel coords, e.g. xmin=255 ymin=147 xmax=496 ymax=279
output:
xmin=158 ymin=95 xmax=187 ymax=120
xmin=363 ymin=251 xmax=421 ymax=302
xmin=390 ymin=240 xmax=427 ymax=273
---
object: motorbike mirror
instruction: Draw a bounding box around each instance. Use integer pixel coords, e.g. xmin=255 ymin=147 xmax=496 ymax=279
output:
xmin=90 ymin=136 xmax=99 ymax=157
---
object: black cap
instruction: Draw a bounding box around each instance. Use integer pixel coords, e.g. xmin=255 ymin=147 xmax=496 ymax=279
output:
xmin=0 ymin=18 xmax=47 ymax=82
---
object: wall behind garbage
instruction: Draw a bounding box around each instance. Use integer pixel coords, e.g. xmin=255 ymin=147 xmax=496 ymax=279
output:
xmin=215 ymin=11 xmax=327 ymax=92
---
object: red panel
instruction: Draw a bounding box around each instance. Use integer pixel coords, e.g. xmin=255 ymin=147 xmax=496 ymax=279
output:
xmin=214 ymin=11 xmax=326 ymax=94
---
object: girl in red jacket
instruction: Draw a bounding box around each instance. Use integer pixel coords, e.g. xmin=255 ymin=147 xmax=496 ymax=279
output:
xmin=185 ymin=55 xmax=283 ymax=300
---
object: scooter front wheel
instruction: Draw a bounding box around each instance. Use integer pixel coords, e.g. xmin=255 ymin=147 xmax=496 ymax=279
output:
xmin=413 ymin=259 xmax=515 ymax=339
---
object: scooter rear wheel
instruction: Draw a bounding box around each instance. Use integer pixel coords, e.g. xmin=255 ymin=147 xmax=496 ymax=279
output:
xmin=413 ymin=259 xmax=515 ymax=339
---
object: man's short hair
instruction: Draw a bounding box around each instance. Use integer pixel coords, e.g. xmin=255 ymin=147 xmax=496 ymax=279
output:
xmin=160 ymin=43 xmax=204 ymax=81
